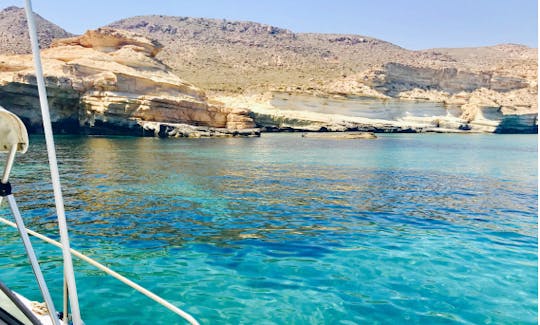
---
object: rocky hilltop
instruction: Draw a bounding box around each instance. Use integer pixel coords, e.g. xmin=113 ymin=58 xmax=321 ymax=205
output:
xmin=0 ymin=6 xmax=73 ymax=55
xmin=108 ymin=16 xmax=536 ymax=90
xmin=108 ymin=15 xmax=412 ymax=93
xmin=0 ymin=27 xmax=257 ymax=137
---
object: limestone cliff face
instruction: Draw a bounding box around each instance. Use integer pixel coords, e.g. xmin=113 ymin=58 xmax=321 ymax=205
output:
xmin=218 ymin=90 xmax=537 ymax=134
xmin=365 ymin=63 xmax=529 ymax=94
xmin=322 ymin=60 xmax=537 ymax=133
xmin=0 ymin=28 xmax=255 ymax=135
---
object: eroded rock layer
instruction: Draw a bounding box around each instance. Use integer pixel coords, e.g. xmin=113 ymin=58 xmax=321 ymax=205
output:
xmin=0 ymin=28 xmax=256 ymax=136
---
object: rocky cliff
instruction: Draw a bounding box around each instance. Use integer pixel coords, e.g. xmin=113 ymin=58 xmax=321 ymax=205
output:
xmin=107 ymin=15 xmax=537 ymax=133
xmin=363 ymin=62 xmax=529 ymax=94
xmin=0 ymin=7 xmax=536 ymax=135
xmin=319 ymin=58 xmax=537 ymax=133
xmin=0 ymin=27 xmax=256 ymax=136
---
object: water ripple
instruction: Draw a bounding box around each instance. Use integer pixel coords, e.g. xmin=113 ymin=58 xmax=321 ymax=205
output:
xmin=0 ymin=134 xmax=536 ymax=324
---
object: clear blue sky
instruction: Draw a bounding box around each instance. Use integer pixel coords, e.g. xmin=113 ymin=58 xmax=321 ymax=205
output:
xmin=1 ymin=0 xmax=537 ymax=49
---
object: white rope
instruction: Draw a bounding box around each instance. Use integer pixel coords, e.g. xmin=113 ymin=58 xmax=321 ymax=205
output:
xmin=0 ymin=216 xmax=200 ymax=325
xmin=23 ymin=1 xmax=82 ymax=323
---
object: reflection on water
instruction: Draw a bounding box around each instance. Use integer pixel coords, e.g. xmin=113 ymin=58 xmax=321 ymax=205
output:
xmin=270 ymin=93 xmax=462 ymax=119
xmin=0 ymin=133 xmax=537 ymax=324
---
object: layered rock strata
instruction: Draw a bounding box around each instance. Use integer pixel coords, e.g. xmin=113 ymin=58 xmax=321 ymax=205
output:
xmin=320 ymin=60 xmax=537 ymax=133
xmin=218 ymin=93 xmax=537 ymax=134
xmin=0 ymin=28 xmax=256 ymax=136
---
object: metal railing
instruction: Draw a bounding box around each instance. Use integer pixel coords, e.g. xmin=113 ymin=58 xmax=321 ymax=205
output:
xmin=0 ymin=216 xmax=199 ymax=324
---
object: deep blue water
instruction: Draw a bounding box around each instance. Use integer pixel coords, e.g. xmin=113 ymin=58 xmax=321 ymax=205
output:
xmin=0 ymin=133 xmax=537 ymax=324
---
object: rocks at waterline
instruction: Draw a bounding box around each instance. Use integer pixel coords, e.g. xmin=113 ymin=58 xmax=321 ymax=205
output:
xmin=301 ymin=132 xmax=377 ymax=139
xmin=216 ymin=93 xmax=537 ymax=134
xmin=140 ymin=121 xmax=261 ymax=138
xmin=319 ymin=61 xmax=537 ymax=133
xmin=0 ymin=28 xmax=257 ymax=137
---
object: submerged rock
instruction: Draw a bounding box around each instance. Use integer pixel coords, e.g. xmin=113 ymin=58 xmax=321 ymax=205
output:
xmin=301 ymin=132 xmax=377 ymax=139
xmin=0 ymin=28 xmax=257 ymax=136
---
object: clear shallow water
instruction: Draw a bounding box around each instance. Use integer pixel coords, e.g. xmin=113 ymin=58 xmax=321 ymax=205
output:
xmin=0 ymin=133 xmax=537 ymax=324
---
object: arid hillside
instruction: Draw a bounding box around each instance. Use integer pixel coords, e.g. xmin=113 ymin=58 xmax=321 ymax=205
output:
xmin=0 ymin=6 xmax=73 ymax=55
xmin=0 ymin=7 xmax=535 ymax=96
xmin=107 ymin=15 xmax=537 ymax=94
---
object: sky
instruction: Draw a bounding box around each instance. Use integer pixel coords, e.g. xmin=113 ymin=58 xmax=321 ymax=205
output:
xmin=1 ymin=0 xmax=537 ymax=50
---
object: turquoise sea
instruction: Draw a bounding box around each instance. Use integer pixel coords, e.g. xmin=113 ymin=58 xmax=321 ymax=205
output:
xmin=0 ymin=133 xmax=537 ymax=324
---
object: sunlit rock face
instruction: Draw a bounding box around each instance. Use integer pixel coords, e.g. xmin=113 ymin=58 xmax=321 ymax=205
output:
xmin=216 ymin=91 xmax=537 ymax=134
xmin=0 ymin=28 xmax=256 ymax=136
xmin=320 ymin=60 xmax=537 ymax=133
xmin=361 ymin=62 xmax=531 ymax=96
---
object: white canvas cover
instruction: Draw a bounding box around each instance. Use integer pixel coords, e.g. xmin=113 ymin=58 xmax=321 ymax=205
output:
xmin=0 ymin=107 xmax=28 ymax=154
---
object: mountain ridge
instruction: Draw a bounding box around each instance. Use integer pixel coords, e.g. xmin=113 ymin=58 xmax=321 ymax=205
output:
xmin=0 ymin=6 xmax=73 ymax=55
xmin=105 ymin=14 xmax=537 ymax=93
xmin=0 ymin=6 xmax=535 ymax=94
